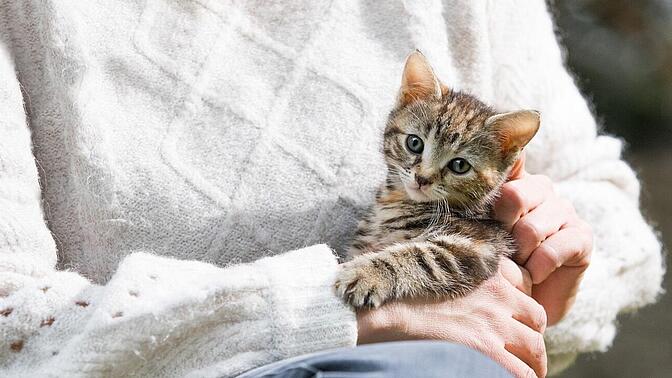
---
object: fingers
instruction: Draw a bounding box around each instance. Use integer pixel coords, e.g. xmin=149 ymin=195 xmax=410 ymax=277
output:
xmin=533 ymin=265 xmax=589 ymax=326
xmin=499 ymin=258 xmax=533 ymax=296
xmin=511 ymin=197 xmax=575 ymax=265
xmin=505 ymin=320 xmax=548 ymax=378
xmin=509 ymin=286 xmax=547 ymax=333
xmin=507 ymin=151 xmax=527 ymax=180
xmin=485 ymin=274 xmax=548 ymax=378
xmin=494 ymin=174 xmax=554 ymax=230
xmin=488 ymin=347 xmax=538 ymax=378
xmin=525 ymin=221 xmax=593 ymax=284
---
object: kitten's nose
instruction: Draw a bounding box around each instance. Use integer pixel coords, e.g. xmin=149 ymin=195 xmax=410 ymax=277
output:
xmin=415 ymin=175 xmax=431 ymax=188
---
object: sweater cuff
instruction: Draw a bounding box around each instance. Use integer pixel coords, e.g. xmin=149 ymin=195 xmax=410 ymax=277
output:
xmin=255 ymin=244 xmax=358 ymax=358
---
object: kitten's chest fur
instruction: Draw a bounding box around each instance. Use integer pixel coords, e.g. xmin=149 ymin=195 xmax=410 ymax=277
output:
xmin=349 ymin=188 xmax=513 ymax=258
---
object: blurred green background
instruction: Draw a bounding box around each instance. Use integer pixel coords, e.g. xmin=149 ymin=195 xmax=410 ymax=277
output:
xmin=551 ymin=1 xmax=671 ymax=377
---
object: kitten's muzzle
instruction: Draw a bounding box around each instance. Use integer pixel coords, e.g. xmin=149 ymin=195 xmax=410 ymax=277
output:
xmin=415 ymin=174 xmax=432 ymax=188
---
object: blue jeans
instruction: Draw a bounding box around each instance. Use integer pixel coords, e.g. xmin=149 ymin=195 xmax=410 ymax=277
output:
xmin=238 ymin=341 xmax=512 ymax=378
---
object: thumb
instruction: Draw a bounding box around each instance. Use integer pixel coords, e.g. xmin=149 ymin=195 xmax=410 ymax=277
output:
xmin=508 ymin=150 xmax=527 ymax=180
xmin=499 ymin=257 xmax=533 ymax=296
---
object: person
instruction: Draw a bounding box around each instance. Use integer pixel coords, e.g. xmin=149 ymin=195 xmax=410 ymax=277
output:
xmin=0 ymin=1 xmax=663 ymax=377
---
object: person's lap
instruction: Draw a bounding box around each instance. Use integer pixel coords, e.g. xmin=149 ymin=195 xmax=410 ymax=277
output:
xmin=238 ymin=341 xmax=512 ymax=378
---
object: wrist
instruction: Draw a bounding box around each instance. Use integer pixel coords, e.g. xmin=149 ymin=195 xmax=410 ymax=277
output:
xmin=356 ymin=303 xmax=408 ymax=344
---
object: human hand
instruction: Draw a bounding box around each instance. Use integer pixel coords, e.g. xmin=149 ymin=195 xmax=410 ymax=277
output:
xmin=493 ymin=152 xmax=593 ymax=325
xmin=356 ymin=258 xmax=547 ymax=377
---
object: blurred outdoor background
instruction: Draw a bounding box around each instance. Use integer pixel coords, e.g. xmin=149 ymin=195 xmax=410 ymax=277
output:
xmin=550 ymin=1 xmax=671 ymax=377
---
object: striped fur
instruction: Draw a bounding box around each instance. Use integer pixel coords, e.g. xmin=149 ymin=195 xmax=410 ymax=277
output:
xmin=336 ymin=188 xmax=514 ymax=308
xmin=335 ymin=53 xmax=538 ymax=308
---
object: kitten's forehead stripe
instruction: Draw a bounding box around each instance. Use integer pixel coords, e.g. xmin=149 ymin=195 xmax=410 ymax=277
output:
xmin=434 ymin=118 xmax=442 ymax=137
xmin=449 ymin=132 xmax=459 ymax=144
xmin=420 ymin=91 xmax=497 ymax=152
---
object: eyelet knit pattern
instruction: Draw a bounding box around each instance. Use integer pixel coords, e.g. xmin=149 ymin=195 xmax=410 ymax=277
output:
xmin=0 ymin=1 xmax=663 ymax=376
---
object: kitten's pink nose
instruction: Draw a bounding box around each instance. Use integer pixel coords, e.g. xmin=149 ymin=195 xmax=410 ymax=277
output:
xmin=415 ymin=175 xmax=432 ymax=188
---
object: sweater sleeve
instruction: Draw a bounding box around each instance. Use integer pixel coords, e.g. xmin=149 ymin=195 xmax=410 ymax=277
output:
xmin=0 ymin=41 xmax=356 ymax=377
xmin=480 ymin=0 xmax=664 ymax=371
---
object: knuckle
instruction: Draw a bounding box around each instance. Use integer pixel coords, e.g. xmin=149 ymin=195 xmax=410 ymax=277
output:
xmin=537 ymin=243 xmax=561 ymax=268
xmin=501 ymin=183 xmax=527 ymax=211
xmin=487 ymin=281 xmax=509 ymax=303
xmin=578 ymin=237 xmax=593 ymax=266
xmin=521 ymin=268 xmax=533 ymax=293
xmin=530 ymin=333 xmax=548 ymax=376
xmin=534 ymin=304 xmax=548 ymax=332
xmin=577 ymin=250 xmax=592 ymax=269
xmin=570 ymin=221 xmax=594 ymax=265
xmin=476 ymin=307 xmax=501 ymax=325
xmin=515 ymin=219 xmax=543 ymax=246
xmin=532 ymin=332 xmax=546 ymax=357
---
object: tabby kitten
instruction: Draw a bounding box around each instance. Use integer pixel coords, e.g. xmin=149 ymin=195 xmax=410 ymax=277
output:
xmin=335 ymin=51 xmax=540 ymax=308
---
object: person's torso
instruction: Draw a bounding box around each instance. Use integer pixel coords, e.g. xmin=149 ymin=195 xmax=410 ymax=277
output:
xmin=5 ymin=0 xmax=536 ymax=283
xmin=7 ymin=0 xmax=427 ymax=282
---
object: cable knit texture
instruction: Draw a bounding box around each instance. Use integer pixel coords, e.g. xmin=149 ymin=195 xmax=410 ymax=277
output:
xmin=0 ymin=0 xmax=663 ymax=376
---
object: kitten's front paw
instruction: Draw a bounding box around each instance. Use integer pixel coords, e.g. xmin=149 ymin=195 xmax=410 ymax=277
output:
xmin=334 ymin=259 xmax=393 ymax=309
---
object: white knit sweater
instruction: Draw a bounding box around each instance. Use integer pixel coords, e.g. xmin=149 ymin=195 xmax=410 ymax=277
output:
xmin=0 ymin=1 xmax=663 ymax=376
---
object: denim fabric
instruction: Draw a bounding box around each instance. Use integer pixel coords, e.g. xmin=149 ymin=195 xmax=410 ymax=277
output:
xmin=238 ymin=341 xmax=512 ymax=378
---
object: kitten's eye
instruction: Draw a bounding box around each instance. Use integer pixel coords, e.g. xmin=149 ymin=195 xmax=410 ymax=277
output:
xmin=447 ymin=158 xmax=471 ymax=174
xmin=405 ymin=134 xmax=424 ymax=154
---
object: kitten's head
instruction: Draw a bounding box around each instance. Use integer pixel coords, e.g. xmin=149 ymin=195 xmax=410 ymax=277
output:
xmin=383 ymin=51 xmax=540 ymax=212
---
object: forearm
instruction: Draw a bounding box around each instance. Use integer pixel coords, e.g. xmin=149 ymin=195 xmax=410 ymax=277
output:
xmin=1 ymin=246 xmax=357 ymax=377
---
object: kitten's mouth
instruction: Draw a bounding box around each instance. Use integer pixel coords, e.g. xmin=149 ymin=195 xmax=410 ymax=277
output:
xmin=404 ymin=184 xmax=431 ymax=202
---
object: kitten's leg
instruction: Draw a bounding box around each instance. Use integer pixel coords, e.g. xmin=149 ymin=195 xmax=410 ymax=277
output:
xmin=335 ymin=234 xmax=501 ymax=308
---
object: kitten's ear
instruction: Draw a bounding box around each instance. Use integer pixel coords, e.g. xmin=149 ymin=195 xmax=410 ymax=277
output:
xmin=486 ymin=110 xmax=540 ymax=157
xmin=397 ymin=51 xmax=443 ymax=107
